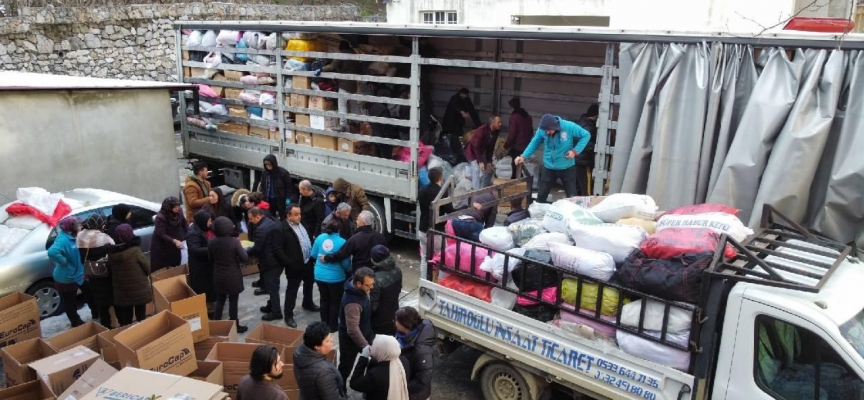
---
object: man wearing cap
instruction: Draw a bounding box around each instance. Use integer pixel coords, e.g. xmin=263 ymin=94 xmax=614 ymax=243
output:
xmin=515 ymin=114 xmax=590 ymax=202
xmin=368 ymin=245 xmax=402 ymax=335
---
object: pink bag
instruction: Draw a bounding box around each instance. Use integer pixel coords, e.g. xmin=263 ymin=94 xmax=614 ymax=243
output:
xmin=240 ymin=75 xmax=258 ymax=85
xmin=517 ymin=286 xmax=558 ymax=306
xmin=560 ymin=305 xmax=617 ymax=337
xmin=196 ymin=84 xmax=220 ymax=98
xmin=442 ymin=243 xmax=490 ymax=280
xmin=398 ymin=142 xmax=433 ymax=166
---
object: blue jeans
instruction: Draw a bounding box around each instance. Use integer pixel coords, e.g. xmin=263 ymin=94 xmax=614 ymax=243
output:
xmin=470 ymin=160 xmax=494 ymax=190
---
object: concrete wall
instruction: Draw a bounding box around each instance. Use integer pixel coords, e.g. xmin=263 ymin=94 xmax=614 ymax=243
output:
xmin=0 ymin=3 xmax=359 ymax=82
xmin=0 ymin=90 xmax=179 ymax=203
xmin=386 ymin=0 xmax=852 ymax=33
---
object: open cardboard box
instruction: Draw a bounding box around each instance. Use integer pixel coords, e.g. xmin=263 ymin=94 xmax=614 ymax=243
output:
xmin=45 ymin=322 xmax=107 ymax=353
xmin=195 ymin=320 xmax=239 ymax=361
xmin=56 ymin=359 xmax=117 ymax=400
xmin=77 ymin=367 xmax=227 ymax=400
xmin=152 ymin=275 xmax=210 ymax=342
xmin=28 ymin=346 xmax=100 ymax=396
xmin=0 ymin=338 xmax=58 ymax=387
xmin=148 ymin=264 xmax=190 ymax=316
xmin=113 ymin=310 xmax=197 ymax=377
xmin=95 ymin=324 xmax=132 ymax=370
xmin=0 ymin=379 xmax=55 ymax=400
xmin=205 ymin=342 xmax=260 ymax=398
xmin=244 ymin=323 xmax=303 ymax=352
xmin=0 ymin=292 xmax=41 ymax=349
xmin=190 ymin=360 xmax=224 ymax=386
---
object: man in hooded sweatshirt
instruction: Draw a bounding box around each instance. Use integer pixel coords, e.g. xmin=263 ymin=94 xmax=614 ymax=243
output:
xmin=332 ymin=178 xmax=370 ymax=222
xmin=515 ymin=113 xmax=590 ymax=203
xmin=259 ymin=154 xmax=298 ymax=221
xmin=183 ymin=161 xmax=212 ymax=223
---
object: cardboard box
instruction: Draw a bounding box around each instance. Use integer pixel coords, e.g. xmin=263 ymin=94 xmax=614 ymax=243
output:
xmin=190 ymin=360 xmax=224 ymax=386
xmin=29 ymin=346 xmax=100 ymax=396
xmin=244 ymin=324 xmax=303 ymax=352
xmin=337 ymin=138 xmax=355 ymax=153
xmin=295 ymin=132 xmax=312 ymax=146
xmin=237 ymin=234 xmax=260 ymax=276
xmin=289 ymin=93 xmax=309 ymax=108
xmin=45 ymin=322 xmax=107 ymax=353
xmin=284 ymin=130 xmax=295 ymax=143
xmin=113 ymin=311 xmax=197 ymax=377
xmin=57 ymin=359 xmax=117 ymax=400
xmin=0 ymin=293 xmax=41 ymax=349
xmin=0 ymin=379 xmax=55 ymax=400
xmin=153 ymin=275 xmax=210 ymax=343
xmin=224 ymin=88 xmax=243 ymax=100
xmin=194 ymin=321 xmax=239 ymax=361
xmin=311 ymin=115 xmax=339 ymax=131
xmin=309 ymin=96 xmax=336 ymax=111
xmin=182 ymin=50 xmax=190 ymax=60
xmin=292 ymin=76 xmax=311 ymax=90
xmin=219 ymin=121 xmax=250 ymax=136
xmin=95 ymin=324 xmax=132 ymax=370
xmin=294 ymin=113 xmax=311 ymax=127
xmin=206 ymin=343 xmax=262 ymax=397
xmin=227 ymin=105 xmax=248 ymax=118
xmin=183 ymin=67 xmax=191 ymax=78
xmin=0 ymin=338 xmax=58 ymax=387
xmin=492 ymin=178 xmax=529 ymax=210
xmin=151 ymin=264 xmax=189 ymax=283
xmin=311 ymin=133 xmax=337 ymax=150
xmin=223 ymin=70 xmax=245 ymax=81
xmin=189 ymin=67 xmax=216 ymax=79
xmin=249 ymin=125 xmax=276 ymax=141
xmin=77 ymin=368 xmax=226 ymax=400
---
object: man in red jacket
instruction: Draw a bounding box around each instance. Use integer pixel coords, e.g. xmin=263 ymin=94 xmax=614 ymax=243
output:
xmin=504 ymin=97 xmax=534 ymax=179
xmin=464 ymin=115 xmax=503 ymax=190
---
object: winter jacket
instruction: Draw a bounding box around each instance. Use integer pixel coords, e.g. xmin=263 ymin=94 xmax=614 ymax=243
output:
xmin=418 ymin=182 xmax=452 ymax=233
xmin=105 ymin=216 xmax=125 ymax=242
xmin=465 ymin=192 xmax=498 ymax=228
xmin=322 ymin=226 xmax=386 ymax=272
xmin=399 ymin=319 xmax=436 ymax=400
xmin=339 ymin=281 xmax=375 ymax=348
xmin=150 ymin=212 xmax=188 ymax=271
xmin=247 ymin=217 xmax=281 ymax=272
xmin=48 ymin=231 xmax=84 ymax=285
xmin=442 ymin=93 xmax=481 ymax=135
xmin=575 ymin=114 xmax=597 ymax=168
xmin=521 ymin=116 xmax=591 ymax=171
xmin=349 ymin=357 xmax=398 ymax=400
xmin=293 ymin=345 xmax=347 ymax=400
xmin=464 ymin=122 xmax=500 ymax=164
xmin=299 ymin=188 xmax=326 ymax=240
xmin=259 ymin=154 xmax=299 ymax=206
xmin=77 ymin=230 xmax=115 ymax=307
xmin=322 ymin=212 xmax=355 ymax=241
xmin=183 ymin=174 xmax=212 ymax=223
xmin=331 ymin=178 xmax=370 ymax=221
xmin=275 ymin=221 xmax=312 ymax=279
xmin=369 ymin=257 xmax=402 ymax=335
xmin=323 ymin=188 xmax=341 ymax=216
xmin=107 ymin=238 xmax=152 ymax=307
xmin=186 ymin=212 xmax=215 ymax=302
xmin=505 ymin=109 xmax=534 ymax=155
xmin=311 ymin=232 xmax=351 ymax=283
xmin=209 ymin=217 xmax=249 ymax=295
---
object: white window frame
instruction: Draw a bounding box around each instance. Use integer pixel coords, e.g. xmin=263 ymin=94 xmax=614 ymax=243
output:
xmin=421 ymin=11 xmax=458 ymax=24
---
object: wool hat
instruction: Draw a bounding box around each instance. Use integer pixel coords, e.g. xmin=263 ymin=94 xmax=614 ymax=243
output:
xmin=538 ymin=114 xmax=560 ymax=131
xmin=115 ymin=224 xmax=135 ymax=244
xmin=371 ymin=245 xmax=390 ymax=263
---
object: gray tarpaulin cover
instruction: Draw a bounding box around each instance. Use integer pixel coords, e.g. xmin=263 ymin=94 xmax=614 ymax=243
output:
xmin=613 ymin=43 xmax=864 ymax=248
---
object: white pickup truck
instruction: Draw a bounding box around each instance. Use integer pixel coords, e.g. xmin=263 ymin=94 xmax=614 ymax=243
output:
xmin=420 ymin=180 xmax=864 ymax=400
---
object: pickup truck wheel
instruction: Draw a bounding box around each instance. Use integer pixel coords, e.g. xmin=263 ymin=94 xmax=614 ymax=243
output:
xmin=481 ymin=362 xmax=530 ymax=400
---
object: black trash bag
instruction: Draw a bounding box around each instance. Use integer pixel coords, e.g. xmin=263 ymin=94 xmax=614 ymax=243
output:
xmin=512 ymin=303 xmax=557 ymax=322
xmin=189 ymin=51 xmax=207 ymax=63
xmin=503 ymin=210 xmax=529 ymax=226
xmin=511 ymin=250 xmax=557 ymax=292
xmin=434 ymin=134 xmax=460 ymax=166
xmin=611 ymin=250 xmax=714 ymax=303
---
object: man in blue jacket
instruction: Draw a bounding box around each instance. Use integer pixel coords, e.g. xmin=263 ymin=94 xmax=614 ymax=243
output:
xmin=515 ymin=113 xmax=590 ymax=202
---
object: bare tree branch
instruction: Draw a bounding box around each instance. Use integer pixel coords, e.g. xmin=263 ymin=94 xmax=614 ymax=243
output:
xmin=735 ymin=0 xmax=837 ymax=36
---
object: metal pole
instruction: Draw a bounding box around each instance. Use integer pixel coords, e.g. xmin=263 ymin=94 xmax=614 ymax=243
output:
xmin=174 ymin=30 xmax=190 ymax=159
xmin=275 ymin=35 xmax=286 ymax=157
xmin=594 ymin=43 xmax=616 ymax=195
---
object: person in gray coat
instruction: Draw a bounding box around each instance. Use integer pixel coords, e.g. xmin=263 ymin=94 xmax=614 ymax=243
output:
xmin=208 ymin=216 xmax=249 ymax=333
xmin=294 ymin=322 xmax=346 ymax=400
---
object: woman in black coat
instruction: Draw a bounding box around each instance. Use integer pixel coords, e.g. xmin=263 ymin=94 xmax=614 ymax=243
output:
xmin=208 ymin=216 xmax=249 ymax=333
xmin=395 ymin=307 xmax=436 ymax=400
xmin=76 ymin=214 xmax=115 ymax=328
xmin=186 ymin=210 xmax=216 ymax=311
xmin=108 ymin=224 xmax=152 ymax=326
xmin=151 ymin=197 xmax=188 ymax=271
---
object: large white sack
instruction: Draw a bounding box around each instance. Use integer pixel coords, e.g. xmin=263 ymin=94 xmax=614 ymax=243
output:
xmin=590 ymin=193 xmax=658 ymax=222
xmin=543 ymin=200 xmax=602 ymax=233
xmin=528 ymin=202 xmax=550 ymax=220
xmin=508 ymin=219 xmax=545 ymax=247
xmin=201 ymin=30 xmax=218 ymax=47
xmin=479 ymin=227 xmax=514 ymax=251
xmin=0 ymin=226 xmax=30 ymax=258
xmin=495 ymin=157 xmax=513 ymax=179
xmin=479 ymin=248 xmax=526 ymax=281
xmin=655 ymin=212 xmax=754 ymax=242
xmin=548 ymin=242 xmax=615 ymax=281
xmin=243 ymin=31 xmax=261 ymax=49
xmin=186 ymin=31 xmax=203 ymax=47
xmin=491 ymin=280 xmax=519 ymax=310
xmin=568 ymin=223 xmax=647 ymax=263
xmin=617 ymin=329 xmax=691 ymax=371
xmin=620 ymin=299 xmax=693 ymax=335
xmin=522 ymin=232 xmax=571 ymax=251
xmin=216 ymin=30 xmax=239 ymax=46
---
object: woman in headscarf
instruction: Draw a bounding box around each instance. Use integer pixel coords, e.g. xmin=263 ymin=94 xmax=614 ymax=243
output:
xmin=150 ymin=196 xmax=188 ymax=271
xmin=105 ymin=203 xmax=131 ymax=241
xmin=187 ymin=210 xmax=216 ymax=315
xmin=208 ymin=216 xmax=249 ymax=333
xmin=108 ymin=224 xmax=152 ymax=326
xmin=47 ymin=216 xmax=86 ymax=327
xmin=77 ymin=214 xmax=115 ymax=328
xmin=350 ymin=335 xmax=410 ymax=400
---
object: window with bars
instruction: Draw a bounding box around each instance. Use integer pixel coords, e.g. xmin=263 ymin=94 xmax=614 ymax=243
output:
xmin=421 ymin=11 xmax=458 ymax=24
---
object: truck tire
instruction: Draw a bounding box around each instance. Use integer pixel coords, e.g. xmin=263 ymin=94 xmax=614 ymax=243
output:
xmin=480 ymin=362 xmax=531 ymax=400
xmin=366 ymin=196 xmax=389 ymax=238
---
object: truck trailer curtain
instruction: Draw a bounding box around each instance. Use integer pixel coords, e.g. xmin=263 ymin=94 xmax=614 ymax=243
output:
xmin=612 ymin=42 xmax=864 ymax=248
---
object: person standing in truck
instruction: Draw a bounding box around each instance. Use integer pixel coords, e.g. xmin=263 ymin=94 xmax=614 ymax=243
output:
xmin=442 ymin=88 xmax=481 ymax=136
xmin=183 ymin=161 xmax=212 ymax=223
xmin=464 ymin=115 xmax=503 ymax=190
xmin=575 ymin=103 xmax=599 ymax=196
xmin=514 ymin=114 xmax=590 ymax=202
xmin=259 ymin=154 xmax=298 ymax=222
xmin=317 ymin=40 xmax=362 ymax=131
xmin=504 ymin=97 xmax=534 ymax=179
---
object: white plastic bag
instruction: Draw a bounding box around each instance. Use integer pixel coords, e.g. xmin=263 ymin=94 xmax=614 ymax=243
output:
xmin=491 ymin=280 xmax=519 ymax=310
xmin=528 ymin=202 xmax=550 ymax=220
xmin=203 ymin=52 xmax=222 ymax=68
xmin=201 ymin=30 xmax=217 ymax=47
xmin=259 ymin=92 xmax=276 ymax=106
xmin=507 ymin=219 xmax=545 ymax=247
xmin=620 ymin=299 xmax=693 ymax=335
xmin=263 ymin=33 xmax=278 ymax=50
xmin=521 ymin=232 xmax=571 ymax=251
xmin=568 ymin=223 xmax=647 ymax=263
xmin=186 ymin=31 xmax=203 ymax=47
xmin=479 ymin=227 xmax=514 ymax=251
xmin=251 ymin=55 xmax=272 ymax=66
xmin=655 ymin=212 xmax=754 ymax=242
xmin=480 ymin=248 xmax=525 ymax=281
xmin=216 ymin=30 xmax=239 ymax=46
xmin=495 ymin=157 xmax=513 ymax=179
xmin=543 ymin=199 xmax=603 ymax=233
xmin=590 ymin=193 xmax=658 ymax=222
xmin=239 ymin=90 xmax=261 ymax=104
xmin=616 ymin=329 xmax=691 ymax=371
xmin=243 ymin=31 xmax=261 ymax=49
xmin=548 ymin=242 xmax=615 ymax=281
xmin=200 ymin=102 xmax=227 ymax=116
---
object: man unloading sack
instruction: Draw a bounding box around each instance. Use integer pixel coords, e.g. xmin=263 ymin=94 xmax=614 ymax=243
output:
xmin=515 ymin=113 xmax=590 ymax=202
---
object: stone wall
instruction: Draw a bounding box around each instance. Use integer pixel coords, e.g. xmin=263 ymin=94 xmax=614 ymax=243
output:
xmin=0 ymin=3 xmax=359 ymax=81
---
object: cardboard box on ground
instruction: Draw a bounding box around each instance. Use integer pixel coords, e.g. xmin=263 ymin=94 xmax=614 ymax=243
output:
xmin=206 ymin=342 xmax=300 ymax=397
xmin=28 ymin=345 xmax=100 ymax=396
xmin=0 ymin=379 xmax=54 ymax=400
xmin=57 ymin=359 xmax=117 ymax=400
xmin=45 ymin=322 xmax=107 ymax=353
xmin=76 ymin=367 xmax=226 ymax=400
xmin=113 ymin=310 xmax=197 ymax=377
xmin=195 ymin=320 xmax=239 ymax=361
xmin=152 ymin=275 xmax=211 ymax=342
xmin=0 ymin=293 xmax=41 ymax=350
xmin=0 ymin=338 xmax=57 ymax=387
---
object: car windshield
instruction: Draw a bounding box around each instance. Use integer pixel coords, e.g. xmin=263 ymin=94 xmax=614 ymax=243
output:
xmin=840 ymin=307 xmax=864 ymax=359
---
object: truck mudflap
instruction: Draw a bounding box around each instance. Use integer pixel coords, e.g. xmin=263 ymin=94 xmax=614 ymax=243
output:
xmin=419 ymin=281 xmax=696 ymax=400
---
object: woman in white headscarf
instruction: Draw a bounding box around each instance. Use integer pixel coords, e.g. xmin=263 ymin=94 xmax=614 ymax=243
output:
xmin=349 ymin=335 xmax=409 ymax=400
